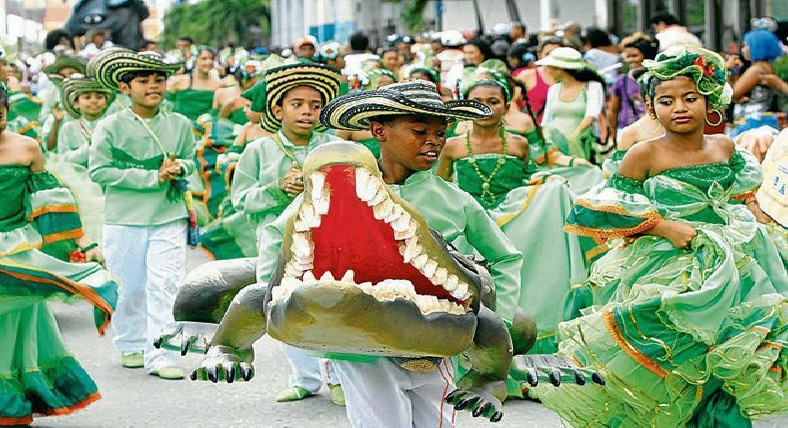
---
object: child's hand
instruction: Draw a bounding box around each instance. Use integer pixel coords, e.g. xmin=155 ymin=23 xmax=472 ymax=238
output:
xmin=159 ymin=154 xmax=183 ymax=183
xmin=279 ymin=161 xmax=304 ymax=197
xmin=53 ymin=103 xmax=65 ymax=121
xmin=649 ymin=220 xmax=697 ymax=249
xmin=84 ymin=246 xmax=107 ymax=268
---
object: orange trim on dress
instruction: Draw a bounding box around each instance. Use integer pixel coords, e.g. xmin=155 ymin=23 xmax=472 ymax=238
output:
xmin=602 ymin=309 xmax=667 ymax=378
xmin=564 ymin=198 xmax=662 ymax=239
xmin=44 ymin=392 xmax=102 ymax=416
xmin=29 ymin=204 xmax=79 ymax=220
xmin=41 ymin=228 xmax=83 ymax=245
xmin=0 ymin=415 xmax=33 ymax=426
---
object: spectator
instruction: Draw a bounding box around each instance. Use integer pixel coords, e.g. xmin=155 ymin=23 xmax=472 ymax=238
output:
xmin=583 ymin=28 xmax=621 ymax=87
xmin=650 ymin=13 xmax=702 ymax=51
xmin=176 ymin=36 xmax=196 ymax=73
xmin=514 ymin=36 xmax=563 ymax=123
xmin=293 ymin=37 xmax=317 ymax=61
xmin=510 ymin=22 xmax=528 ymax=44
xmin=139 ymin=40 xmax=160 ymax=53
xmin=79 ymin=29 xmax=114 ymax=59
xmin=380 ymin=46 xmax=403 ymax=78
xmin=435 ymin=30 xmax=466 ymax=90
xmin=607 ymin=32 xmax=658 ymax=141
xmin=343 ymin=32 xmax=378 ymax=79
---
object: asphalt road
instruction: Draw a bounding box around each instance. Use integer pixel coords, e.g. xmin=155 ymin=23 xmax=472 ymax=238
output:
xmin=32 ymin=248 xmax=788 ymax=428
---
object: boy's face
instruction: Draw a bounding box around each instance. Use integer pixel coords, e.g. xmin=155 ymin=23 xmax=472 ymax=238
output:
xmin=119 ymin=73 xmax=166 ymax=109
xmin=272 ymin=86 xmax=323 ymax=138
xmin=76 ymin=91 xmax=108 ymax=118
xmin=371 ymin=115 xmax=448 ymax=171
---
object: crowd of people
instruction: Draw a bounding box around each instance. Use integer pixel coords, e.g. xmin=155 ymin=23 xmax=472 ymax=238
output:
xmin=0 ymin=11 xmax=787 ymax=427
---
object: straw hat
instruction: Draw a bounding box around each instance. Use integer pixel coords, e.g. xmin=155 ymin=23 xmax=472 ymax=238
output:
xmin=319 ymin=80 xmax=491 ymax=131
xmin=261 ymin=63 xmax=342 ymax=133
xmin=61 ymin=74 xmax=116 ymax=118
xmin=534 ymin=47 xmax=588 ymax=70
xmin=87 ymin=47 xmax=183 ymax=91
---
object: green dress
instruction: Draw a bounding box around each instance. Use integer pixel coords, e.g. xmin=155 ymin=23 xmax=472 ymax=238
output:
xmin=0 ymin=166 xmax=118 ymax=425
xmin=540 ymin=150 xmax=788 ymax=427
xmin=453 ymin=154 xmax=588 ymax=355
xmin=228 ymin=108 xmax=249 ymax=126
xmin=198 ymin=143 xmax=258 ymax=260
xmin=171 ymin=89 xmax=215 ymax=121
xmin=524 ymin=129 xmax=604 ymax=195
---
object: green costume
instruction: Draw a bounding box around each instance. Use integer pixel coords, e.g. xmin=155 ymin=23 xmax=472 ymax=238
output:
xmin=527 ymin=135 xmax=605 ymax=195
xmin=231 ymin=130 xmax=339 ymax=240
xmin=169 ymin=80 xmax=215 ymax=121
xmin=0 ymin=166 xmax=117 ymax=425
xmin=7 ymin=91 xmax=42 ymax=124
xmin=56 ymin=118 xmax=98 ymax=168
xmin=88 ymin=109 xmax=196 ymax=226
xmin=540 ymin=149 xmax=788 ymax=426
xmin=452 ymin=144 xmax=587 ymax=354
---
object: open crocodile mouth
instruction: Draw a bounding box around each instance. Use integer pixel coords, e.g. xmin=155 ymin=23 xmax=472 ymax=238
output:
xmin=270 ymin=162 xmax=475 ymax=316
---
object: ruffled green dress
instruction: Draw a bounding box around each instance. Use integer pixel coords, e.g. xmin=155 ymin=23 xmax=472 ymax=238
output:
xmin=170 ymin=89 xmax=215 ymax=121
xmin=525 ymin=130 xmax=604 ymax=195
xmin=540 ymin=150 xmax=788 ymax=427
xmin=0 ymin=166 xmax=118 ymax=426
xmin=198 ymin=142 xmax=257 ymax=260
xmin=452 ymin=154 xmax=588 ymax=354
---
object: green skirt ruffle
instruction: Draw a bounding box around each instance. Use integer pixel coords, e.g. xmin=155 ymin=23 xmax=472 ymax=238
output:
xmin=199 ymin=198 xmax=257 ymax=260
xmin=541 ymin=224 xmax=788 ymax=426
xmin=0 ymin=302 xmax=101 ymax=426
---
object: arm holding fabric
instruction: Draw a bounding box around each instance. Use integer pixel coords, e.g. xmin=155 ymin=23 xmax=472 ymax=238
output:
xmin=463 ymin=194 xmax=522 ymax=324
xmin=88 ymin=121 xmax=162 ymax=189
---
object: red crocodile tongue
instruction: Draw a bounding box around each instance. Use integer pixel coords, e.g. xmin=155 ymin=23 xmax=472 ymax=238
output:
xmin=310 ymin=165 xmax=455 ymax=302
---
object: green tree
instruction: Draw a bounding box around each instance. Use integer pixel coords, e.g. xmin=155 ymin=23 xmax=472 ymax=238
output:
xmin=162 ymin=0 xmax=271 ymax=48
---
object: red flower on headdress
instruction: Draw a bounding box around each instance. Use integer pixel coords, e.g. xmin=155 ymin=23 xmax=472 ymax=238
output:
xmin=693 ymin=56 xmax=715 ymax=77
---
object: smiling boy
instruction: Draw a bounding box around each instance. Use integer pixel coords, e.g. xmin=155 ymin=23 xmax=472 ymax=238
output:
xmin=57 ymin=75 xmax=114 ymax=167
xmin=87 ymin=47 xmax=196 ymax=380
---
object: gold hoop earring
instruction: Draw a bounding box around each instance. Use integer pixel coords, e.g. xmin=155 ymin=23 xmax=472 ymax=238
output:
xmin=705 ymin=110 xmax=723 ymax=127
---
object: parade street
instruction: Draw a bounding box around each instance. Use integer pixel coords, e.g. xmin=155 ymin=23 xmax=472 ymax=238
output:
xmin=32 ymin=248 xmax=788 ymax=428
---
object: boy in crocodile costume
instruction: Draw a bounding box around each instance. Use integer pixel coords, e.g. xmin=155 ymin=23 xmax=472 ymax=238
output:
xmin=87 ymin=47 xmax=195 ymax=380
xmin=155 ymin=81 xmax=601 ymax=426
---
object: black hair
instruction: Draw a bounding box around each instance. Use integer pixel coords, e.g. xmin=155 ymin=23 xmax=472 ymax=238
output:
xmin=466 ymin=38 xmax=493 ymax=63
xmin=46 ymin=28 xmax=73 ymax=51
xmin=507 ymin=42 xmax=532 ymax=69
xmin=0 ymin=85 xmax=8 ymax=110
xmin=275 ymin=85 xmax=326 ymax=107
xmin=368 ymin=114 xmax=449 ymax=125
xmin=622 ymin=36 xmax=660 ymax=60
xmin=119 ymin=70 xmax=168 ymax=85
xmin=139 ymin=39 xmax=157 ymax=50
xmin=511 ymin=78 xmax=545 ymax=152
xmin=649 ymin=13 xmax=680 ymax=26
xmin=585 ymin=28 xmax=612 ymax=48
xmin=381 ymin=46 xmax=399 ymax=57
xmin=511 ymin=22 xmax=526 ymax=34
xmin=349 ymin=32 xmax=370 ymax=51
xmin=538 ymin=37 xmax=564 ymax=54
xmin=632 ymin=68 xmax=649 ymax=98
xmin=177 ymin=36 xmax=194 ymax=44
xmin=196 ymin=46 xmax=216 ymax=59
xmin=566 ymin=68 xmax=607 ymax=91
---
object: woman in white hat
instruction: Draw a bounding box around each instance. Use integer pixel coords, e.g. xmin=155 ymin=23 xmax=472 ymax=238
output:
xmin=537 ymin=47 xmax=607 ymax=165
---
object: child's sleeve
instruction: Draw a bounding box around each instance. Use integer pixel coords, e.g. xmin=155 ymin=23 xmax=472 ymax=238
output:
xmin=88 ymin=120 xmax=161 ymax=189
xmin=462 ymin=195 xmax=523 ymax=324
xmin=230 ymin=141 xmax=291 ymax=216
xmin=256 ymin=197 xmax=300 ymax=284
xmin=176 ymin=119 xmax=197 ymax=177
xmin=58 ymin=123 xmax=88 ymax=165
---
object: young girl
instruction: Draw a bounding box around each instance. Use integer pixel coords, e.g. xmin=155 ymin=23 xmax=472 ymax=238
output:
xmin=167 ymin=46 xmax=223 ymax=121
xmin=0 ymin=85 xmax=117 ymax=425
xmin=437 ymin=74 xmax=588 ymax=362
xmin=540 ymin=45 xmax=787 ymax=427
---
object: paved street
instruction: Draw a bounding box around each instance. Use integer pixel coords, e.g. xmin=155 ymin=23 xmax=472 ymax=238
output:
xmin=35 ymin=248 xmax=788 ymax=428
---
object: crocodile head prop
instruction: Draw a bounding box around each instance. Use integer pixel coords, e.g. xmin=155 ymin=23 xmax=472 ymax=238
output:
xmin=266 ymin=141 xmax=488 ymax=358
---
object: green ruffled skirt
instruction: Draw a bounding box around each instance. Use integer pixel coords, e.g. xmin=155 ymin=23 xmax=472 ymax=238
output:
xmin=541 ymin=224 xmax=788 ymax=426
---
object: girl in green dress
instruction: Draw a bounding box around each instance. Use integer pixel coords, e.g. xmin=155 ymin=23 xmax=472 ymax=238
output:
xmin=167 ymin=46 xmax=223 ymax=121
xmin=540 ymin=45 xmax=787 ymax=427
xmin=0 ymin=87 xmax=117 ymax=426
xmin=437 ymin=76 xmax=588 ymax=361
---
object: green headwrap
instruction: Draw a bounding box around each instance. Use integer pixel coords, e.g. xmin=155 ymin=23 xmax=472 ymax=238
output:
xmin=461 ymin=59 xmax=512 ymax=102
xmin=363 ymin=68 xmax=398 ymax=90
xmin=642 ymin=45 xmax=732 ymax=111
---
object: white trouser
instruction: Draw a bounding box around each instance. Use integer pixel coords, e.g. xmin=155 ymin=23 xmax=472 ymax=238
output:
xmin=333 ymin=358 xmax=457 ymax=428
xmin=104 ymin=221 xmax=186 ymax=372
xmin=281 ymin=343 xmax=340 ymax=393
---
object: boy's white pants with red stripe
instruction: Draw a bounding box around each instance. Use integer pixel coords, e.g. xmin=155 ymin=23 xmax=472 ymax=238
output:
xmin=333 ymin=358 xmax=457 ymax=428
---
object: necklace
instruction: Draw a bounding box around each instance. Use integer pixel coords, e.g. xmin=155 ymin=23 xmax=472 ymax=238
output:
xmin=76 ymin=118 xmax=94 ymax=144
xmin=464 ymin=126 xmax=508 ymax=207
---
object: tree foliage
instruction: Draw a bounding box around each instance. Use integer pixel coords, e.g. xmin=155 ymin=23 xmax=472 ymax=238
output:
xmin=162 ymin=0 xmax=271 ymax=48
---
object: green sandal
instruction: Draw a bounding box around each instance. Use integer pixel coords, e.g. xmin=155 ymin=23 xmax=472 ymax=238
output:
xmin=276 ymin=386 xmax=313 ymax=402
xmin=328 ymin=384 xmax=346 ymax=406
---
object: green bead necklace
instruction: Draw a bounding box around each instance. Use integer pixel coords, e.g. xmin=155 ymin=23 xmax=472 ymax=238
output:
xmin=464 ymin=126 xmax=508 ymax=207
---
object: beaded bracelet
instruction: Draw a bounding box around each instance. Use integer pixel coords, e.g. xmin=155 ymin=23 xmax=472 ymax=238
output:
xmin=80 ymin=242 xmax=99 ymax=253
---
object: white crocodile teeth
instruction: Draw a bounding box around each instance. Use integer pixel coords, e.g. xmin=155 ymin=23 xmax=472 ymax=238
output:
xmin=303 ymin=271 xmax=317 ymax=283
xmin=299 ymin=204 xmax=320 ymax=228
xmin=368 ymin=188 xmax=387 ymax=206
xmin=412 ymin=253 xmax=429 ymax=269
xmin=402 ymin=238 xmax=422 ymax=263
xmin=310 ymin=172 xmax=325 ymax=200
xmin=355 ymin=167 xmax=370 ymax=198
xmin=385 ymin=204 xmax=404 ymax=224
xmin=444 ymin=274 xmax=459 ymax=292
xmin=431 ymin=267 xmax=448 ymax=285
xmin=391 ymin=214 xmax=411 ymax=232
xmin=320 ymin=271 xmax=335 ymax=281
xmin=292 ymin=232 xmax=312 ymax=258
xmin=293 ymin=219 xmax=309 ymax=232
xmin=421 ymin=259 xmax=438 ymax=278
xmin=313 ymin=189 xmax=330 ymax=215
xmin=373 ymin=199 xmax=394 ymax=220
xmin=361 ymin=178 xmax=379 ymax=201
xmin=341 ymin=270 xmax=355 ymax=282
xmin=451 ymin=282 xmax=468 ymax=301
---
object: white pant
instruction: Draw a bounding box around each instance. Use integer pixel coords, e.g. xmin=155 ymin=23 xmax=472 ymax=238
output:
xmin=333 ymin=358 xmax=457 ymax=428
xmin=104 ymin=221 xmax=186 ymax=372
xmin=281 ymin=343 xmax=340 ymax=392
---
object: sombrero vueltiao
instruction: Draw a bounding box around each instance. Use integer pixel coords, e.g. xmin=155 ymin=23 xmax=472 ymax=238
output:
xmin=61 ymin=74 xmax=116 ymax=119
xmin=261 ymin=63 xmax=342 ymax=133
xmin=44 ymin=55 xmax=87 ymax=87
xmin=320 ymin=80 xmax=491 ymax=131
xmin=87 ymin=47 xmax=184 ymax=91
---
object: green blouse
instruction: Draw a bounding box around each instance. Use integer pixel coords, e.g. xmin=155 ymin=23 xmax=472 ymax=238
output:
xmin=454 ymin=154 xmax=538 ymax=209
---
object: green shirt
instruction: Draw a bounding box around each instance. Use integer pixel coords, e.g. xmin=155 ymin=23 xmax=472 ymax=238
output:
xmin=257 ymin=170 xmax=523 ymax=323
xmin=89 ymin=109 xmax=197 ymax=226
xmin=57 ymin=117 xmax=100 ymax=167
xmin=231 ymin=130 xmax=340 ymax=236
